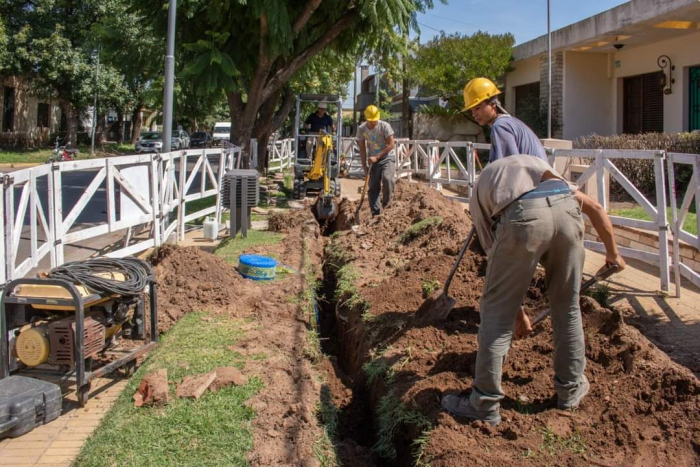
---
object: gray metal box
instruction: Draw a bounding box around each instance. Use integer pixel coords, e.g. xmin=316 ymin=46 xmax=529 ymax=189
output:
xmin=0 ymin=376 xmax=62 ymax=438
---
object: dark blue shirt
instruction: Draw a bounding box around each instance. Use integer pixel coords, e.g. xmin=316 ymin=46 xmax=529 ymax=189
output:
xmin=305 ymin=112 xmax=334 ymax=132
xmin=489 ymin=115 xmax=547 ymax=163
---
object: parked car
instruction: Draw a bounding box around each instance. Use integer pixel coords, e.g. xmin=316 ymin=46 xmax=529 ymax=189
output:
xmin=212 ymin=122 xmax=231 ymax=146
xmin=190 ymin=131 xmax=212 ymax=148
xmin=135 ymin=131 xmax=188 ymax=153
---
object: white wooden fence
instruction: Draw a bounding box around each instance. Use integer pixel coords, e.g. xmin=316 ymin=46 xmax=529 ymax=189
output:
xmin=1 ymin=145 xmax=240 ymax=282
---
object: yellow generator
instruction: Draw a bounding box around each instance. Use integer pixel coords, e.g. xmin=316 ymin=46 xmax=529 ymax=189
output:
xmin=0 ymin=257 xmax=158 ymax=406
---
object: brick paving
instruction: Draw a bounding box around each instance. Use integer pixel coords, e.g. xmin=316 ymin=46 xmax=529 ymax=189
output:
xmin=0 ymin=377 xmax=127 ymax=466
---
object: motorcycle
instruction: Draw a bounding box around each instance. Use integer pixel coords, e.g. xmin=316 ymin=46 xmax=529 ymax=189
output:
xmin=46 ymin=136 xmax=79 ymax=164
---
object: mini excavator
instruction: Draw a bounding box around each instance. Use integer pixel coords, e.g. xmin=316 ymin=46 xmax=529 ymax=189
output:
xmin=292 ymin=94 xmax=341 ymax=220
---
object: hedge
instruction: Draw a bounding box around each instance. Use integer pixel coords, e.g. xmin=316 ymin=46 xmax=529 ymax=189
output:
xmin=574 ymin=132 xmax=700 ymax=201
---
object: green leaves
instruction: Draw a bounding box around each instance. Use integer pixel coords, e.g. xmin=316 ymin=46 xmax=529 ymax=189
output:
xmin=409 ymin=31 xmax=515 ymax=110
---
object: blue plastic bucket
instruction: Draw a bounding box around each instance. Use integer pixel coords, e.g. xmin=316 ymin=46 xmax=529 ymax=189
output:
xmin=238 ymin=254 xmax=278 ymax=280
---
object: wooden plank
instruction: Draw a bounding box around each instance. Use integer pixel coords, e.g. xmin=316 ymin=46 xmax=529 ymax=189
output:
xmin=61 ymin=167 xmax=107 ymax=233
xmin=694 ymin=156 xmax=700 ymax=249
xmin=52 ymin=164 xmax=64 ymax=265
xmin=600 ymin=149 xmax=659 ymax=160
xmin=654 ymin=155 xmax=671 ymax=291
xmin=584 ymin=240 xmax=661 ymax=265
xmin=105 ymin=159 xmax=116 ymax=230
xmin=184 ymin=205 xmax=216 ymax=223
xmin=596 ymin=150 xmax=607 ymax=210
xmin=604 ymin=158 xmax=657 ymax=218
xmin=64 ymin=224 xmax=110 ymax=244
xmin=677 ymin=177 xmax=695 ymax=228
xmin=12 ymin=182 xmax=30 ymax=259
xmin=29 ymin=171 xmax=37 ymax=266
xmin=105 ymin=238 xmax=156 ymax=258
xmin=0 ymin=181 xmax=5 ymax=283
xmin=112 ymin=165 xmax=152 ymax=215
xmin=679 ymin=262 xmax=700 ymax=290
xmin=183 ymin=154 xmax=204 ymax=196
xmin=4 ymin=179 xmax=14 ymax=279
xmin=608 ymin=215 xmax=657 ymax=230
xmin=59 ymin=158 xmax=108 ymax=171
xmin=150 ymin=158 xmax=162 ymax=247
xmin=666 ymin=155 xmax=682 ymax=297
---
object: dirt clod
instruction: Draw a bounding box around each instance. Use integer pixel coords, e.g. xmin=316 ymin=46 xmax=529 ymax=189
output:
xmin=176 ymin=371 xmax=217 ymax=399
xmin=133 ymin=369 xmax=168 ymax=407
xmin=209 ymin=366 xmax=248 ymax=392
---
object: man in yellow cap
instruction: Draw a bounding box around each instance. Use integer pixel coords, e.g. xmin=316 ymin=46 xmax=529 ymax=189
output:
xmin=464 ymin=78 xmax=547 ymax=163
xmin=358 ymin=105 xmax=396 ymax=217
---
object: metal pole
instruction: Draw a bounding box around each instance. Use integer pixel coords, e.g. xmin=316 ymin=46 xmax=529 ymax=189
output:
xmin=547 ymin=0 xmax=552 ymax=139
xmin=162 ymin=0 xmax=177 ymax=153
xmin=352 ymin=64 xmax=358 ymax=133
xmin=90 ymin=50 xmax=99 ymax=157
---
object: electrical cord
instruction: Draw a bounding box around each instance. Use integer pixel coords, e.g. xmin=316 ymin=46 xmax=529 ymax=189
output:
xmin=48 ymin=257 xmax=154 ymax=299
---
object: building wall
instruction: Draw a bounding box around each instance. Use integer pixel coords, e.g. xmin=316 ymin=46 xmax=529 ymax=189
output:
xmin=563 ymin=52 xmax=613 ymax=140
xmin=540 ymin=51 xmax=564 ymax=139
xmin=504 ymin=56 xmax=540 ymax=112
xmin=1 ymin=76 xmax=61 ymax=147
xmin=611 ymin=29 xmax=700 ymax=134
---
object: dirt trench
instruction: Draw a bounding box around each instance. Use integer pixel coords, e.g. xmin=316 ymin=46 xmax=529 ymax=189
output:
xmin=317 ymin=180 xmax=700 ymax=466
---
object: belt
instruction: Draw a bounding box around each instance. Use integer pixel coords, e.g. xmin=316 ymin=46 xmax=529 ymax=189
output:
xmin=509 ymin=192 xmax=574 ymax=209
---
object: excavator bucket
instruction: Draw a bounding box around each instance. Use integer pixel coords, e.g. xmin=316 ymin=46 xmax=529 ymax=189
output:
xmin=315 ymin=195 xmax=338 ymax=220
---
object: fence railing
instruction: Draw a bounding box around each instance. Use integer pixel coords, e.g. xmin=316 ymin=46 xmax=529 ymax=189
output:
xmin=267 ymin=138 xmax=294 ymax=173
xmin=1 ymin=145 xmax=238 ymax=283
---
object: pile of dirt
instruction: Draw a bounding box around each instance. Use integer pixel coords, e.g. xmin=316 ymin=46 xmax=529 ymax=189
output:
xmin=149 ymin=244 xmax=243 ymax=332
xmin=269 ymin=208 xmax=312 ymax=232
xmin=325 ymin=180 xmax=700 ymax=466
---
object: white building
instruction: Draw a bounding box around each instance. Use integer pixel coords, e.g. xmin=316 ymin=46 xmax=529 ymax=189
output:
xmin=504 ymin=0 xmax=700 ymax=140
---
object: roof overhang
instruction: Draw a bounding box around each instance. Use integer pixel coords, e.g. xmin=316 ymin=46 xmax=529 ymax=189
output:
xmin=513 ymin=0 xmax=700 ymax=61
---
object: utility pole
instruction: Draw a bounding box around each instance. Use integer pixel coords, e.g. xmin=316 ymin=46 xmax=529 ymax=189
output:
xmin=162 ymin=0 xmax=177 ymax=152
xmin=547 ymin=0 xmax=552 ymax=139
xmin=90 ymin=49 xmax=99 ymax=157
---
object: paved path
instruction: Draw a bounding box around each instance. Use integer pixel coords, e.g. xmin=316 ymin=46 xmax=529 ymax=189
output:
xmin=0 ymin=377 xmax=127 ymax=466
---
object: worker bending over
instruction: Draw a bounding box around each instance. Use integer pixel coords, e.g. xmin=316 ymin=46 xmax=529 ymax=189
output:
xmin=358 ymin=105 xmax=396 ymax=217
xmin=464 ymin=78 xmax=547 ymax=163
xmin=441 ymin=155 xmax=625 ymax=425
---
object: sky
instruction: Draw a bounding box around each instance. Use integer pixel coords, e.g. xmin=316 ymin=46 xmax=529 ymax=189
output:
xmin=343 ymin=0 xmax=629 ymax=107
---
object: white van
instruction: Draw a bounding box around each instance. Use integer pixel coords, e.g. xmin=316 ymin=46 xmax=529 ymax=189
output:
xmin=212 ymin=122 xmax=231 ymax=146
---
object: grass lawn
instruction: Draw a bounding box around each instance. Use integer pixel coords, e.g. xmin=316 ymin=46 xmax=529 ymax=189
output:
xmin=0 ymin=143 xmax=136 ymax=164
xmin=214 ymin=230 xmax=284 ymax=266
xmin=610 ymin=206 xmax=698 ymax=235
xmin=75 ymin=312 xmax=264 ymax=467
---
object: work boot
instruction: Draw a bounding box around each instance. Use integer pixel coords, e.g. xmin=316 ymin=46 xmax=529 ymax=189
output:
xmin=441 ymin=394 xmax=501 ymax=426
xmin=557 ymin=374 xmax=590 ymax=410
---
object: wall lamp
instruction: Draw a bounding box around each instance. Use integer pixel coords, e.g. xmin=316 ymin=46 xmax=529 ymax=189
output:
xmin=657 ymin=55 xmax=675 ymax=95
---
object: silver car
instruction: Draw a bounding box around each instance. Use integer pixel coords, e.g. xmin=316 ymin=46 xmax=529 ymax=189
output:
xmin=135 ymin=131 xmax=188 ymax=153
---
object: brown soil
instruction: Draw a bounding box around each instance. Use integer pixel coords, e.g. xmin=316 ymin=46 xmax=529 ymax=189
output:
xmin=326 ymin=180 xmax=700 ymax=466
xmin=148 ymin=209 xmax=334 ymax=466
xmin=149 ymin=244 xmax=244 ymax=333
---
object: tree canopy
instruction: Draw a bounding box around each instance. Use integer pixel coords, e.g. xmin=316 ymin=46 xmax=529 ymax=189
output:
xmin=409 ymin=31 xmax=514 ymax=111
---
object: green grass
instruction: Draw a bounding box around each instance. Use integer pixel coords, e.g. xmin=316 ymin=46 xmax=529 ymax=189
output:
xmin=397 ymin=217 xmax=443 ymax=244
xmin=0 ymin=143 xmax=135 ymax=164
xmin=374 ymin=394 xmax=431 ymax=460
xmin=611 ymin=206 xmax=697 ymax=235
xmin=538 ymin=426 xmax=587 ymax=457
xmin=75 ymin=312 xmax=263 ymax=467
xmin=214 ymin=230 xmax=284 ymax=266
xmin=421 ymin=278 xmax=441 ymax=299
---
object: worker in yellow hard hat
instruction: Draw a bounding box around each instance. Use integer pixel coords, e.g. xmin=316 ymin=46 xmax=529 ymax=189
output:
xmin=357 ymin=105 xmax=396 ymax=217
xmin=463 ymin=77 xmax=547 ymax=163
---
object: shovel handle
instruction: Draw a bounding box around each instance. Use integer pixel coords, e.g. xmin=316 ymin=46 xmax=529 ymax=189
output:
xmin=531 ymin=264 xmax=620 ymax=326
xmin=444 ymin=227 xmax=476 ymax=294
xmin=354 ymin=165 xmax=372 ymax=218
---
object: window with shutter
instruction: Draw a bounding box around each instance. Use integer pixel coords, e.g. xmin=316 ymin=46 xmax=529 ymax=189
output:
xmin=623 ymin=72 xmax=664 ymax=134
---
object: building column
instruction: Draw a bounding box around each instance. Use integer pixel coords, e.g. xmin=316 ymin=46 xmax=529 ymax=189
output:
xmin=540 ymin=51 xmax=564 ymax=139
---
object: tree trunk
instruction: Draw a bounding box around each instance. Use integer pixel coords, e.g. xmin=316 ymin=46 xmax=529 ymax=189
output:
xmin=131 ymin=104 xmax=144 ymax=144
xmin=96 ymin=113 xmax=106 ymax=147
xmin=117 ymin=110 xmax=124 ymax=144
xmin=60 ymin=101 xmax=79 ymax=148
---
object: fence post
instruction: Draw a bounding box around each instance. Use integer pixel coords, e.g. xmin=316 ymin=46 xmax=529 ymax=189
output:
xmin=666 ymin=154 xmax=681 ymax=297
xmin=0 ymin=176 xmax=6 ymax=284
xmin=178 ymin=151 xmax=187 ymax=242
xmin=595 ymin=149 xmax=607 ymax=210
xmin=467 ymin=142 xmax=474 ymax=199
xmin=150 ymin=154 xmax=162 ymax=247
xmin=654 ymin=151 xmax=670 ymax=292
xmin=250 ymin=138 xmax=258 ymax=170
xmin=51 ymin=165 xmax=65 ymax=266
xmin=694 ymin=155 xmax=700 ymax=248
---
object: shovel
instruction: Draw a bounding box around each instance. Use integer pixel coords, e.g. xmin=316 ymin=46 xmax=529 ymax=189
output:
xmin=414 ymin=226 xmax=476 ymax=324
xmin=530 ymin=264 xmax=620 ymax=327
xmin=353 ymin=164 xmax=373 ymax=226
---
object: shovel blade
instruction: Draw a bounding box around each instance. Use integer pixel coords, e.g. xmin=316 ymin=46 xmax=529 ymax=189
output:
xmin=414 ymin=290 xmax=457 ymax=324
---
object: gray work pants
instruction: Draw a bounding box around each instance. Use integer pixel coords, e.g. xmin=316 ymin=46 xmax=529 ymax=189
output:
xmin=470 ymin=193 xmax=587 ymax=413
xmin=368 ymin=157 xmax=395 ymax=215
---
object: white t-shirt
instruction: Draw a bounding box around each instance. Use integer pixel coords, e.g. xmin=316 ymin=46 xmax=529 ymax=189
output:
xmin=357 ymin=121 xmax=395 ymax=161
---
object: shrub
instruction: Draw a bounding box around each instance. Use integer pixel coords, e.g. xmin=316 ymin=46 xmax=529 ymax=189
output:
xmin=574 ymin=132 xmax=700 ymax=201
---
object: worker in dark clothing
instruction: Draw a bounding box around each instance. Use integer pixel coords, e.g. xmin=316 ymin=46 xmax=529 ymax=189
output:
xmin=304 ymin=103 xmax=335 ymax=132
xmin=463 ymin=77 xmax=547 ymax=163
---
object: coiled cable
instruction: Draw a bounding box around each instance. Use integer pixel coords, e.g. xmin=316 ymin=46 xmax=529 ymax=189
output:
xmin=48 ymin=257 xmax=154 ymax=299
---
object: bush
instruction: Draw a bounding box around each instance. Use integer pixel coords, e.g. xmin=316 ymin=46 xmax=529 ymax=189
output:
xmin=574 ymin=132 xmax=700 ymax=201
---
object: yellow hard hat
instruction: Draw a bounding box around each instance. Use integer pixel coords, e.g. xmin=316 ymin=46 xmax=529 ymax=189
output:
xmin=463 ymin=78 xmax=502 ymax=111
xmin=364 ymin=105 xmax=380 ymax=122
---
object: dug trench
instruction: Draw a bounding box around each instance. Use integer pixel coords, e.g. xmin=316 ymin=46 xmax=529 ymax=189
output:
xmin=311 ymin=180 xmax=700 ymax=466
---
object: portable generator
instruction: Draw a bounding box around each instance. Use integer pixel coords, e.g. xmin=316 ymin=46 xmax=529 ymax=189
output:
xmin=0 ymin=257 xmax=158 ymax=408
